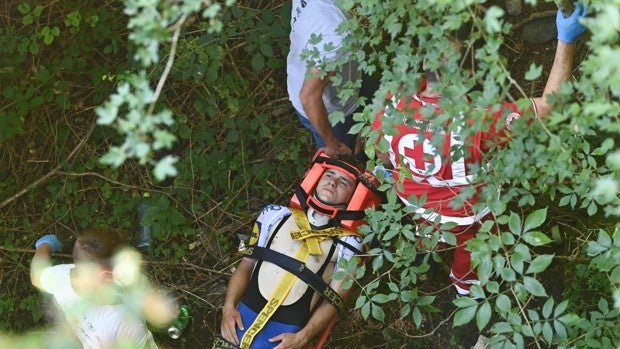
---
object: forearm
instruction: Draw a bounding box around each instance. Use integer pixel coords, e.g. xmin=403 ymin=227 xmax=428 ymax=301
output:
xmin=303 ymin=100 xmax=339 ymax=147
xmin=295 ymin=301 xmax=339 ymax=344
xmin=300 ymin=69 xmax=340 ymax=148
xmin=30 ymin=244 xmax=52 ymax=289
xmin=223 ymin=258 xmax=254 ymax=311
xmin=376 ymin=148 xmax=393 ymax=168
xmin=534 ymin=41 xmax=576 ymax=118
xmin=296 ymin=273 xmax=352 ymax=344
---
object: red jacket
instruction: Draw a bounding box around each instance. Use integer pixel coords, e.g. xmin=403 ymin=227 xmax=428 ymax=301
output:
xmin=373 ymin=88 xmax=534 ymax=225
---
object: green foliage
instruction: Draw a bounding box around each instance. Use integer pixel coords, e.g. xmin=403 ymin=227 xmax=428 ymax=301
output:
xmin=342 ymin=0 xmax=619 ymax=348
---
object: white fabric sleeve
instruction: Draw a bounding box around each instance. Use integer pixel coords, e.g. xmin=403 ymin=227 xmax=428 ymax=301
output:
xmin=335 ymin=235 xmax=363 ymax=264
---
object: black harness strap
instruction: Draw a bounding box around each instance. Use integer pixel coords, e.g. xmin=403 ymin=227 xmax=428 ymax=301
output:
xmin=243 ymin=246 xmax=346 ymax=313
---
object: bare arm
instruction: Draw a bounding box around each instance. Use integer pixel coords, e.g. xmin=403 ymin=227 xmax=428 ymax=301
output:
xmin=376 ymin=148 xmax=393 ymax=168
xmin=220 ymin=257 xmax=256 ymax=345
xmin=30 ymin=244 xmax=53 ymax=289
xmin=300 ymin=67 xmax=352 ymax=157
xmin=532 ymin=41 xmax=576 ymax=118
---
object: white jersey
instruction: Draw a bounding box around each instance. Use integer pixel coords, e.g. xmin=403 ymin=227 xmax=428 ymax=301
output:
xmin=39 ymin=264 xmax=157 ymax=349
xmin=253 ymin=205 xmax=362 ymax=305
xmin=286 ymin=0 xmax=360 ymax=120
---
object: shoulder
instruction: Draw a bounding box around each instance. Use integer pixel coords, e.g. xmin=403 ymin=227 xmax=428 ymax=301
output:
xmin=39 ymin=264 xmax=74 ymax=292
xmin=256 ymin=205 xmax=291 ymax=235
xmin=294 ymin=0 xmax=348 ymax=38
xmin=258 ymin=205 xmax=290 ymax=222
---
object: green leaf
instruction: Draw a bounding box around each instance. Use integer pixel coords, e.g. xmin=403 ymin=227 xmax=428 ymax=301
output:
xmin=597 ymin=229 xmax=612 ymax=248
xmin=510 ymin=250 xmax=525 ymax=274
xmin=542 ymin=321 xmax=553 ymax=345
xmin=525 ymin=254 xmax=554 ymax=274
xmin=554 ymin=319 xmax=567 ymax=340
xmin=524 ymin=63 xmax=543 ymax=80
xmin=491 ymin=321 xmax=513 ymax=334
xmin=153 ymin=155 xmax=178 ymax=181
xmin=251 ymin=53 xmax=264 ymax=71
xmin=371 ymin=303 xmax=385 ymax=322
xmin=355 ymin=295 xmax=367 ymax=309
xmin=495 ymin=294 xmax=511 ymax=314
xmin=44 ymin=34 xmax=54 ymax=45
xmin=508 ymin=212 xmax=522 ymax=236
xmin=361 ymin=302 xmax=370 ymax=319
xmin=371 ymin=293 xmax=394 ymax=304
xmin=557 ymin=313 xmax=580 ymax=325
xmin=453 ymin=296 xmax=478 ymax=308
xmin=18 ymin=2 xmax=31 ymax=14
xmin=412 ymin=306 xmax=422 ymax=328
xmin=454 ymin=305 xmax=477 ymax=326
xmin=501 ymin=232 xmax=515 ymax=245
xmin=259 ymin=43 xmax=273 ymax=57
xmin=523 ymin=208 xmax=547 ymax=232
xmin=523 ymin=276 xmax=547 ymax=297
xmin=28 ymin=41 xmax=39 ymax=55
xmin=542 ymin=297 xmax=554 ymax=319
xmin=476 ymin=301 xmax=492 ymax=330
xmin=483 ymin=6 xmax=504 ymax=33
xmin=500 ymin=267 xmax=517 ymax=281
xmin=100 ymin=146 xmax=127 ymax=168
xmin=554 ymin=300 xmax=568 ymax=318
xmin=522 ymin=231 xmax=553 ymax=246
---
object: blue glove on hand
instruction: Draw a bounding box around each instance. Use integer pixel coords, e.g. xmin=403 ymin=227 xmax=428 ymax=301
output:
xmin=35 ymin=234 xmax=63 ymax=254
xmin=557 ymin=2 xmax=587 ymax=43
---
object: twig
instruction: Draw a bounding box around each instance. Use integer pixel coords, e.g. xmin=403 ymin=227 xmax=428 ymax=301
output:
xmin=0 ymin=121 xmax=97 ymax=210
xmin=146 ymin=13 xmax=188 ymax=116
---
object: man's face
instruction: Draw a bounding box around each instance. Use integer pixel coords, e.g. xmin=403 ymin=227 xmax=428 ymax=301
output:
xmin=315 ymin=168 xmax=356 ymax=206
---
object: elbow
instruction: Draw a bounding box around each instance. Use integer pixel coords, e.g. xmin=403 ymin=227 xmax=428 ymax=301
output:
xmin=30 ymin=269 xmax=41 ymax=289
xmin=299 ymin=89 xmax=314 ymax=110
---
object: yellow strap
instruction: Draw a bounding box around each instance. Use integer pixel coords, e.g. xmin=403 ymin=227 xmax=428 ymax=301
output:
xmin=240 ymin=242 xmax=309 ymax=349
xmin=289 ymin=208 xmax=353 ymax=255
xmin=248 ymin=222 xmax=259 ymax=246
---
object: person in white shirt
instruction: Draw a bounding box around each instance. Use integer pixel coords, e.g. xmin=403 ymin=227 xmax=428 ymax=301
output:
xmin=30 ymin=228 xmax=158 ymax=349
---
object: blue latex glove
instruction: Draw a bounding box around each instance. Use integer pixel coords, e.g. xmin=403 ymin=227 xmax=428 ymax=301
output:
xmin=35 ymin=234 xmax=63 ymax=254
xmin=557 ymin=2 xmax=587 ymax=43
xmin=372 ymin=164 xmax=393 ymax=179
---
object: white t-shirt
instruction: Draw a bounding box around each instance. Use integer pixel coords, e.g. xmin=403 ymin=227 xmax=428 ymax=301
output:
xmin=39 ymin=264 xmax=158 ymax=349
xmin=287 ymin=0 xmax=360 ymax=119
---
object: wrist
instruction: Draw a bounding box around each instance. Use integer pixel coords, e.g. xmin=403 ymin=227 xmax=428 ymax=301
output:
xmin=35 ymin=243 xmax=52 ymax=253
xmin=222 ymin=302 xmax=236 ymax=312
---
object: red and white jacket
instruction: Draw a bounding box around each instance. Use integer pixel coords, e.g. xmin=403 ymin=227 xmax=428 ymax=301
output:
xmin=373 ymin=87 xmax=535 ymax=225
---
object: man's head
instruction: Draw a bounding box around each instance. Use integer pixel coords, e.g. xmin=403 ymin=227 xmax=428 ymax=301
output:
xmin=314 ymin=167 xmax=358 ymax=207
xmin=73 ymin=228 xmax=125 ymax=269
xmin=291 ymin=150 xmax=382 ymax=232
xmin=422 ymin=37 xmax=464 ymax=83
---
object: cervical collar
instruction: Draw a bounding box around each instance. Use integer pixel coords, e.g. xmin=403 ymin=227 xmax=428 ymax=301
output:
xmin=306 ymin=207 xmax=331 ymax=229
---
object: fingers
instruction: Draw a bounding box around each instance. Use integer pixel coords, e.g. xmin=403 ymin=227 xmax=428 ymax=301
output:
xmin=325 ymin=142 xmax=353 ymax=158
xmin=220 ymin=311 xmax=244 ymax=345
xmin=269 ymin=334 xmax=283 ymax=348
xmin=235 ymin=312 xmax=244 ymax=331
